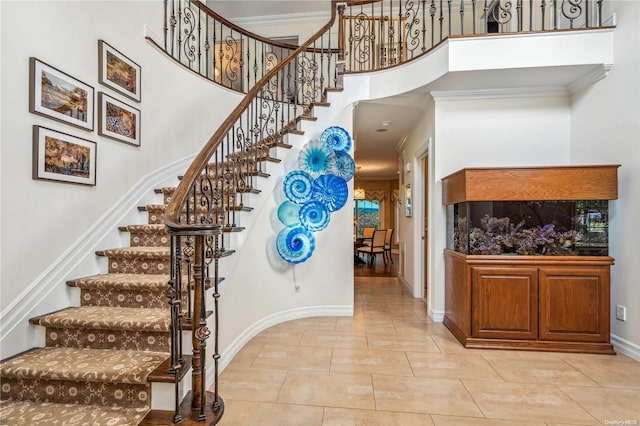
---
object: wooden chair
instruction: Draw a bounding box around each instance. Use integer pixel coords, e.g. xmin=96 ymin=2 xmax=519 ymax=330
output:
xmin=383 ymin=228 xmax=394 ymax=263
xmin=357 ymin=229 xmax=386 ymax=265
xmin=361 ymin=227 xmax=375 ymax=245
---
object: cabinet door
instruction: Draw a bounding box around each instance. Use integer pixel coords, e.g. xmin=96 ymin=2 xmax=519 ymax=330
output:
xmin=471 ymin=267 xmax=538 ymax=340
xmin=539 ymin=266 xmax=610 ymax=342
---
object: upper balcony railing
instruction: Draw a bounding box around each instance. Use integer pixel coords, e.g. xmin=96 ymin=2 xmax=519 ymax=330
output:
xmin=339 ymin=0 xmax=607 ymax=72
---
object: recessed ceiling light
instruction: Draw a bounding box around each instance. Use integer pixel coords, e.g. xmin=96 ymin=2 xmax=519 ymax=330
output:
xmin=376 ymin=128 xmax=388 ymax=132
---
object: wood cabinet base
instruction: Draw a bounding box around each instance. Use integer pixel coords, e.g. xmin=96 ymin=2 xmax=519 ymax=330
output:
xmin=444 ymin=317 xmax=615 ymax=354
xmin=444 ymin=249 xmax=615 ymax=355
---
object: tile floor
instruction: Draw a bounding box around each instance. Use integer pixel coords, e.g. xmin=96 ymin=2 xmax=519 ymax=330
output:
xmin=218 ymin=276 xmax=640 ymax=425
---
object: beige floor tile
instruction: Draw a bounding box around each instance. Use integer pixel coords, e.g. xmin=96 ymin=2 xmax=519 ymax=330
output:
xmin=363 ymin=305 xmax=420 ymax=320
xmin=219 ymin=366 xmax=288 ymax=402
xmin=429 ymin=334 xmax=520 ymax=359
xmin=367 ymin=332 xmax=440 ymax=353
xmin=407 ymin=352 xmax=504 ymax=381
xmin=560 ymin=385 xmax=640 ymax=423
xmin=322 ymin=407 xmax=434 ymax=425
xmin=277 ymin=371 xmax=375 ymax=410
xmin=391 ymin=319 xmax=435 ymax=336
xmin=431 ymin=415 xmax=546 ymax=425
xmin=250 ymin=328 xmax=304 ymax=346
xmin=487 ymin=358 xmax=599 ymax=386
xmin=300 ymin=330 xmax=368 ymax=350
xmin=219 ymin=400 xmax=324 ymax=426
xmin=228 ymin=341 xmax=264 ymax=367
xmin=251 ymin=344 xmax=332 ymax=371
xmin=563 ymin=356 xmax=640 ymax=389
xmin=335 ymin=317 xmax=397 ymax=333
xmin=268 ymin=317 xmax=338 ymax=331
xmin=462 ymin=380 xmax=599 ymax=424
xmin=330 ymin=348 xmax=413 ymax=376
xmin=373 ymin=375 xmax=483 ymax=416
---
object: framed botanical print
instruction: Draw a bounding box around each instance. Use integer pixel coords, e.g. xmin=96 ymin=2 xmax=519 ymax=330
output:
xmin=98 ymin=40 xmax=141 ymax=102
xmin=29 ymin=58 xmax=94 ymax=131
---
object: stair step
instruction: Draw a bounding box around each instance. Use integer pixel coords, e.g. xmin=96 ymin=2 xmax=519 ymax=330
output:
xmin=0 ymin=399 xmax=149 ymax=425
xmin=96 ymin=246 xmax=171 ymax=274
xmin=29 ymin=306 xmax=171 ymax=352
xmin=68 ymin=273 xmax=170 ymax=309
xmin=156 ymin=186 xmax=260 ymax=205
xmin=119 ymin=224 xmax=169 ymax=247
xmin=139 ymin=204 xmax=253 ymax=225
xmin=0 ymin=347 xmax=168 ymax=408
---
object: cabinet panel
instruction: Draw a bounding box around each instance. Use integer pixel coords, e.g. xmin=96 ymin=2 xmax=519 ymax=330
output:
xmin=539 ymin=267 xmax=609 ymax=342
xmin=471 ymin=267 xmax=538 ymax=340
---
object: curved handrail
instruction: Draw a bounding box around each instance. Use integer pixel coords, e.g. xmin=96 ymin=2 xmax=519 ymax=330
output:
xmin=164 ymin=1 xmax=341 ymax=233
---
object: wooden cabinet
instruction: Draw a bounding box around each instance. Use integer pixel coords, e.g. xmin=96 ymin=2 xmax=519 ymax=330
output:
xmin=442 ymin=165 xmax=619 ymax=355
xmin=444 ymin=251 xmax=615 ymax=354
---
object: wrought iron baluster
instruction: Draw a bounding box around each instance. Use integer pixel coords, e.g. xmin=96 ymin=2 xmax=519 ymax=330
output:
xmin=472 ymin=0 xmax=477 ymax=33
xmin=541 ymin=0 xmax=547 ymax=30
xmin=422 ymin=0 xmax=427 ymax=49
xmin=430 ymin=0 xmax=436 ymax=46
xmin=460 ymin=0 xmax=465 ymax=34
xmin=212 ymin=19 xmax=218 ymax=83
xmin=439 ymin=0 xmax=444 ymax=41
xmin=205 ymin=14 xmax=210 ymax=79
xmin=448 ymin=0 xmax=452 ymax=35
xmin=553 ymin=0 xmax=558 ymax=29
xmin=197 ymin=6 xmax=201 ymax=73
xmin=585 ymin=0 xmax=590 ymax=27
xmin=177 ymin=0 xmax=183 ymax=62
xmin=530 ymin=0 xmax=534 ymax=30
xmin=517 ymin=0 xmax=522 ymax=31
xmin=484 ymin=0 xmax=489 ymax=34
xmin=597 ymin=0 xmax=603 ymax=27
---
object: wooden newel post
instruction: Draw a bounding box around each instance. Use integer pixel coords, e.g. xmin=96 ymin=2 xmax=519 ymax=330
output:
xmin=191 ymin=235 xmax=204 ymax=410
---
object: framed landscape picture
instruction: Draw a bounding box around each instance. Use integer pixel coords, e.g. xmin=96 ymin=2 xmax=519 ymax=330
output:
xmin=99 ymin=40 xmax=141 ymax=102
xmin=33 ymin=126 xmax=97 ymax=186
xmin=98 ymin=92 xmax=141 ymax=146
xmin=29 ymin=58 xmax=94 ymax=131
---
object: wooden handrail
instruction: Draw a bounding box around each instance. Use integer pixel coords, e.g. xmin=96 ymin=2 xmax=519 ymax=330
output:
xmin=164 ymin=1 xmax=341 ymax=233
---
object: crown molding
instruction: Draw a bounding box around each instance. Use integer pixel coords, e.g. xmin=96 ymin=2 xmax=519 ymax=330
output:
xmin=569 ymin=64 xmax=613 ymax=94
xmin=431 ymin=86 xmax=570 ymax=102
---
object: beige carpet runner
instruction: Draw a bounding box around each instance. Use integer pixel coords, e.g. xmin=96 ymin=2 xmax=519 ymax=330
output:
xmin=0 ymin=188 xmax=181 ymax=425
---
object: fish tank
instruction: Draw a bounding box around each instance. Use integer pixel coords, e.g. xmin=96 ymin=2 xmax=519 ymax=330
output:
xmin=446 ymin=200 xmax=609 ymax=256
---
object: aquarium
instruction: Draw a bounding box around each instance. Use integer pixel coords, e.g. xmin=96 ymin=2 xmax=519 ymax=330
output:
xmin=446 ymin=200 xmax=609 ymax=256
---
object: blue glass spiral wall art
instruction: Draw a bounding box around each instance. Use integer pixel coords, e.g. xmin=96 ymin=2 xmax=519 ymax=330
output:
xmin=277 ymin=201 xmax=301 ymax=226
xmin=283 ymin=170 xmax=314 ymax=204
xmin=312 ymin=174 xmax=348 ymax=212
xmin=276 ymin=225 xmax=316 ymax=264
xmin=275 ymin=126 xmax=354 ymax=264
xmin=298 ymin=139 xmax=336 ymax=178
xmin=321 ymin=126 xmax=352 ymax=152
xmin=333 ymin=151 xmax=355 ymax=181
xmin=299 ymin=201 xmax=331 ymax=232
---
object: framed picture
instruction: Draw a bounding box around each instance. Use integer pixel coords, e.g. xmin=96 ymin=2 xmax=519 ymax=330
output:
xmin=33 ymin=126 xmax=97 ymax=186
xmin=29 ymin=58 xmax=94 ymax=131
xmin=99 ymin=40 xmax=141 ymax=102
xmin=405 ymin=184 xmax=412 ymax=217
xmin=98 ymin=92 xmax=141 ymax=146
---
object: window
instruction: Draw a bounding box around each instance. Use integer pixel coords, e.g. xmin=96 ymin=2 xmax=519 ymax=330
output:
xmin=354 ymin=199 xmax=381 ymax=237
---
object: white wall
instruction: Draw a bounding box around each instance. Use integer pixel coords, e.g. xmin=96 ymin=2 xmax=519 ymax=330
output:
xmin=0 ymin=0 xmax=242 ymax=348
xmin=570 ymin=0 xmax=640 ymax=357
xmin=400 ymin=94 xmax=572 ymax=320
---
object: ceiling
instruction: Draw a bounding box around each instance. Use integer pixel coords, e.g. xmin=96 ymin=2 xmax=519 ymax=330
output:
xmin=208 ymin=0 xmax=417 ymax=179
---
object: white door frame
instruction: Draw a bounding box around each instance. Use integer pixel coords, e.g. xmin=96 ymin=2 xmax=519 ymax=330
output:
xmin=411 ymin=138 xmax=432 ymax=308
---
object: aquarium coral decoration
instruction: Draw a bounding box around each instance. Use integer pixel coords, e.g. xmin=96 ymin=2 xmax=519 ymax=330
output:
xmin=469 ymin=215 xmax=577 ymax=255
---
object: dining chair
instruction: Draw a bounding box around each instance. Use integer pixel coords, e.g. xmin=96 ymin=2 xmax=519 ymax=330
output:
xmin=361 ymin=227 xmax=376 ymax=246
xmin=357 ymin=229 xmax=386 ymax=265
xmin=384 ymin=228 xmax=394 ymax=264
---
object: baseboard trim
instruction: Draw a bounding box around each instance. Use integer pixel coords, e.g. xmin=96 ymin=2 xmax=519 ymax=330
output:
xmin=397 ymin=274 xmax=413 ymax=295
xmin=429 ymin=309 xmax=445 ymax=323
xmin=611 ymin=333 xmax=640 ymax=362
xmin=0 ymin=155 xmax=194 ymax=358
xmin=213 ymin=305 xmax=353 ymax=377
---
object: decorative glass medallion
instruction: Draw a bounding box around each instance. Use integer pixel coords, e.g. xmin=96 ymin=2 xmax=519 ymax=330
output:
xmin=277 ymin=201 xmax=301 ymax=226
xmin=320 ymin=126 xmax=352 ymax=152
xmin=311 ymin=174 xmax=349 ymax=212
xmin=283 ymin=170 xmax=314 ymax=204
xmin=332 ymin=151 xmax=355 ymax=181
xmin=298 ymin=139 xmax=336 ymax=178
xmin=299 ymin=201 xmax=331 ymax=232
xmin=276 ymin=225 xmax=316 ymax=264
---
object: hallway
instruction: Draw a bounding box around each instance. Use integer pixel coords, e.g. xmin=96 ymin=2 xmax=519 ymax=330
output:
xmin=218 ymin=276 xmax=640 ymax=425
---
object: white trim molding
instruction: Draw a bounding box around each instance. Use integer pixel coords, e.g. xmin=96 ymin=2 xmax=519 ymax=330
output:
xmin=611 ymin=333 xmax=640 ymax=362
xmin=431 ymin=86 xmax=570 ymax=102
xmin=429 ymin=309 xmax=445 ymax=323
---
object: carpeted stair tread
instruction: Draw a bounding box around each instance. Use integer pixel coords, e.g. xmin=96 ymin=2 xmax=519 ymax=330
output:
xmin=67 ymin=273 xmax=169 ymax=291
xmin=96 ymin=246 xmax=170 ymax=259
xmin=119 ymin=224 xmax=166 ymax=233
xmin=0 ymin=399 xmax=148 ymax=425
xmin=0 ymin=347 xmax=168 ymax=384
xmin=31 ymin=306 xmax=171 ymax=332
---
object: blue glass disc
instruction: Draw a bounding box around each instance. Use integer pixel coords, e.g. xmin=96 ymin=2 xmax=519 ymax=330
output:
xmin=320 ymin=126 xmax=352 ymax=152
xmin=332 ymin=151 xmax=355 ymax=182
xmin=299 ymin=201 xmax=331 ymax=232
xmin=298 ymin=140 xmax=336 ymax=178
xmin=277 ymin=201 xmax=301 ymax=226
xmin=311 ymin=174 xmax=349 ymax=212
xmin=276 ymin=225 xmax=316 ymax=264
xmin=283 ymin=170 xmax=314 ymax=204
